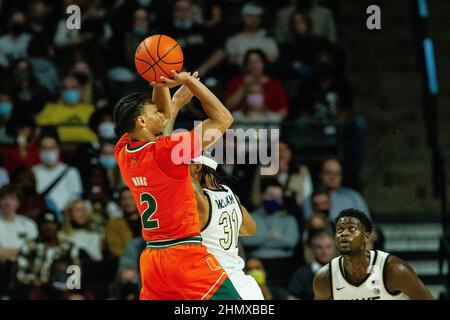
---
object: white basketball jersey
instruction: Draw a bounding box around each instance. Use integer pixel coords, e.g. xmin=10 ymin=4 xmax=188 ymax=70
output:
xmin=330 ymin=250 xmax=409 ymax=300
xmin=201 ymin=185 xmax=245 ymax=276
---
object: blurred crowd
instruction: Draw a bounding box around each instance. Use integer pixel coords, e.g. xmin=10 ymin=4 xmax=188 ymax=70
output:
xmin=0 ymin=0 xmax=377 ymax=300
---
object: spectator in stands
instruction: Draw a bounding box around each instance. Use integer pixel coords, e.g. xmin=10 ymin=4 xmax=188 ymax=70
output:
xmin=69 ymin=61 xmax=98 ymax=105
xmin=0 ymin=91 xmax=15 ymax=145
xmin=15 ymin=210 xmax=82 ymax=296
xmin=115 ymin=237 xmax=146 ymax=300
xmin=306 ymin=188 xmax=332 ymax=217
xmin=123 ymin=7 xmax=159 ymax=70
xmin=302 ymin=210 xmax=333 ymax=264
xmin=292 ymin=47 xmax=350 ymax=122
xmin=10 ymin=167 xmax=42 ymax=220
xmin=0 ymin=185 xmax=38 ymax=261
xmin=279 ymin=11 xmax=330 ymax=78
xmin=166 ymin=0 xmax=224 ymax=77
xmin=241 ymin=179 xmax=299 ymax=286
xmin=246 ymin=258 xmax=273 ymax=300
xmin=225 ymin=3 xmax=279 ymax=67
xmin=9 ymin=59 xmax=51 ymax=116
xmin=251 ymin=140 xmax=313 ymax=208
xmin=303 ymin=158 xmax=370 ymax=222
xmin=27 ymin=41 xmax=58 ymax=95
xmin=36 ymin=75 xmax=97 ymax=143
xmin=273 ymin=0 xmax=337 ymax=44
xmin=225 ymin=49 xmax=288 ymax=117
xmin=61 ymin=199 xmax=104 ymax=262
xmin=32 ymin=135 xmax=83 ymax=217
xmin=3 ymin=116 xmax=40 ymax=175
xmin=98 ymin=142 xmax=124 ymax=192
xmin=0 ymin=185 xmax=38 ymax=291
xmin=0 ymin=11 xmax=32 ymax=69
xmin=287 ymin=230 xmax=335 ymax=300
xmin=105 ymin=188 xmax=141 ymax=260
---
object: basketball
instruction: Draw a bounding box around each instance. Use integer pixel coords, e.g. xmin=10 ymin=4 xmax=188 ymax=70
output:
xmin=134 ymin=34 xmax=184 ymax=83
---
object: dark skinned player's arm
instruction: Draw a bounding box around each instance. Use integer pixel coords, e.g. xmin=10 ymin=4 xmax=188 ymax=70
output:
xmin=235 ymin=195 xmax=256 ymax=236
xmin=191 ymin=178 xmax=210 ymax=230
xmin=384 ymin=255 xmax=434 ymax=300
xmin=313 ymin=264 xmax=333 ymax=300
xmin=158 ymin=71 xmax=233 ymax=149
xmin=182 ymin=76 xmax=233 ymax=150
xmin=153 ymin=73 xmax=199 ymax=136
xmin=152 ymin=86 xmax=172 ymax=120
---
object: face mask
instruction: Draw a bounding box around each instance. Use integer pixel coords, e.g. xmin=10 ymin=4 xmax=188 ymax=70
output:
xmin=98 ymin=121 xmax=116 ymax=139
xmin=246 ymin=93 xmax=264 ymax=110
xmin=133 ymin=26 xmax=148 ymax=38
xmin=40 ymin=150 xmax=59 ymax=165
xmin=62 ymin=89 xmax=80 ymax=105
xmin=0 ymin=102 xmax=13 ymax=116
xmin=99 ymin=155 xmax=116 ymax=169
xmin=174 ymin=19 xmax=193 ymax=29
xmin=136 ymin=0 xmax=152 ymax=6
xmin=262 ymin=199 xmax=282 ymax=214
xmin=247 ymin=269 xmax=266 ymax=285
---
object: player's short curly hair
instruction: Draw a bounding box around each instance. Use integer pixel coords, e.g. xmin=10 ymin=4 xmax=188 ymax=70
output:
xmin=335 ymin=208 xmax=373 ymax=233
xmin=113 ymin=92 xmax=155 ymax=137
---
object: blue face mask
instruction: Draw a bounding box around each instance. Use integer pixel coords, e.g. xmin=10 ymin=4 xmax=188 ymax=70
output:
xmin=262 ymin=199 xmax=282 ymax=214
xmin=62 ymin=89 xmax=80 ymax=105
xmin=99 ymin=155 xmax=116 ymax=169
xmin=0 ymin=102 xmax=13 ymax=116
xmin=134 ymin=26 xmax=148 ymax=38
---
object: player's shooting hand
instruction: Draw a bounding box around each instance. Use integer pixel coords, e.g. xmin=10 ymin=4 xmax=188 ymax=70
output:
xmin=171 ymin=71 xmax=199 ymax=111
xmin=151 ymin=70 xmax=192 ymax=88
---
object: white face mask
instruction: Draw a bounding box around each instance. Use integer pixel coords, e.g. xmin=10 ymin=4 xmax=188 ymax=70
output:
xmin=40 ymin=150 xmax=59 ymax=165
xmin=98 ymin=121 xmax=116 ymax=139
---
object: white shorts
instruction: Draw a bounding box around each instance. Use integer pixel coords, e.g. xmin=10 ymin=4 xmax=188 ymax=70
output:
xmin=229 ymin=271 xmax=264 ymax=300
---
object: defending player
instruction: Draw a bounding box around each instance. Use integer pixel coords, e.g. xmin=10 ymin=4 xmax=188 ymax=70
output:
xmin=313 ymin=208 xmax=433 ymax=300
xmin=189 ymin=155 xmax=265 ymax=300
xmin=113 ymin=71 xmax=240 ymax=300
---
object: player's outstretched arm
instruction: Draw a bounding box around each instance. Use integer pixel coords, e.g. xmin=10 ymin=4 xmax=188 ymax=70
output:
xmin=152 ymin=86 xmax=172 ymax=120
xmin=313 ymin=264 xmax=332 ymax=300
xmin=235 ymin=195 xmax=256 ymax=236
xmin=152 ymin=72 xmax=199 ymax=136
xmin=159 ymin=70 xmax=233 ymax=150
xmin=384 ymin=255 xmax=434 ymax=300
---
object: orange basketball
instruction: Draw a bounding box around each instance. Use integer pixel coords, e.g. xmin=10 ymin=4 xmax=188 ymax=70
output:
xmin=134 ymin=34 xmax=184 ymax=83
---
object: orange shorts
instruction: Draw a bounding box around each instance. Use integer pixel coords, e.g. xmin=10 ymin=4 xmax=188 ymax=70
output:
xmin=139 ymin=237 xmax=240 ymax=300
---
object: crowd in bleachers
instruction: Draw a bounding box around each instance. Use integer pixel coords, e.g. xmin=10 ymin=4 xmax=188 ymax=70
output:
xmin=0 ymin=0 xmax=377 ymax=300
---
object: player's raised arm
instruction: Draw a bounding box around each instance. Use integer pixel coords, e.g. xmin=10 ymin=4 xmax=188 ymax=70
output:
xmin=160 ymin=70 xmax=233 ymax=150
xmin=313 ymin=264 xmax=333 ymax=300
xmin=153 ymin=72 xmax=199 ymax=136
xmin=384 ymin=255 xmax=434 ymax=300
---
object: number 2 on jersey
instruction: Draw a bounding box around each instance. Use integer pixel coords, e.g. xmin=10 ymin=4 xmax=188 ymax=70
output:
xmin=140 ymin=192 xmax=159 ymax=229
xmin=219 ymin=209 xmax=239 ymax=250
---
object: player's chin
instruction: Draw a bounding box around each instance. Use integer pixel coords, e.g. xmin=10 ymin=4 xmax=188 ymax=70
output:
xmin=337 ymin=245 xmax=352 ymax=255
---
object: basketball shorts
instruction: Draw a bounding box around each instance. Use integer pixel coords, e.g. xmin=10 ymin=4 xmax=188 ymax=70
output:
xmin=139 ymin=236 xmax=241 ymax=300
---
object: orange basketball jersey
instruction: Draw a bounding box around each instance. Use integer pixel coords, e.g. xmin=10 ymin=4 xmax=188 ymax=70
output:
xmin=114 ymin=131 xmax=201 ymax=242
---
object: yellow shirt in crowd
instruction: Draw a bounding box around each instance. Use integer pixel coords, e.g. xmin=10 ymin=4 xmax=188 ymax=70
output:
xmin=36 ymin=102 xmax=98 ymax=143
